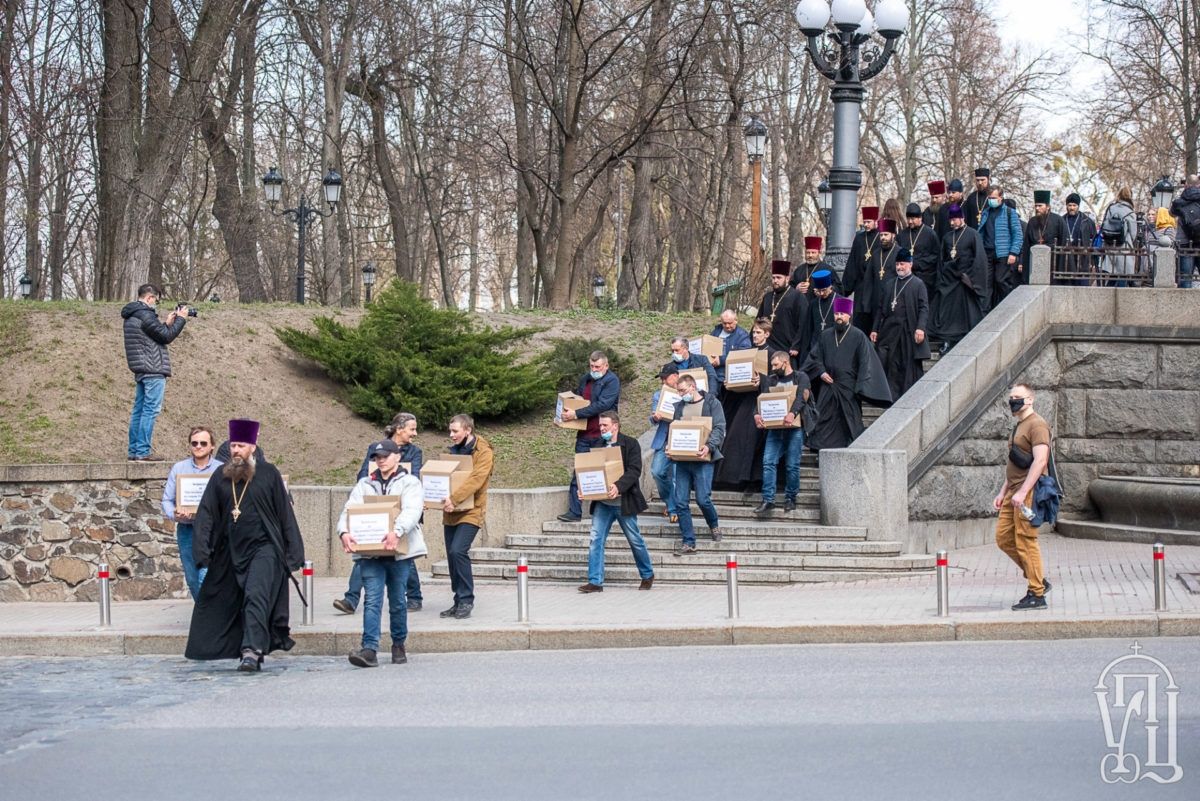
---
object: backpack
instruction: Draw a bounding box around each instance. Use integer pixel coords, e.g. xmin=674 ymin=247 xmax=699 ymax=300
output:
xmin=1177 ymin=200 xmax=1200 ymax=239
xmin=1101 ymin=203 xmax=1133 ymax=244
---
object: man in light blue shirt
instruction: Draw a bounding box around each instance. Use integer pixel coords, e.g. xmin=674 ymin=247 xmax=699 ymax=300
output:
xmin=161 ymin=426 xmax=223 ymax=599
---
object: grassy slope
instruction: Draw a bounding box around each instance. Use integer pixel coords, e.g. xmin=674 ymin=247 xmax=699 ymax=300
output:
xmin=0 ymin=301 xmax=724 ymax=487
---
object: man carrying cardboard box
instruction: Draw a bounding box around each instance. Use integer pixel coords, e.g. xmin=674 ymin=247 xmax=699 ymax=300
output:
xmin=709 ymin=310 xmax=752 ymax=388
xmin=162 ymin=426 xmax=223 ymax=600
xmin=336 ymin=439 xmax=426 ymax=667
xmin=648 ymin=365 xmax=681 ymax=523
xmin=557 ymin=351 xmax=620 ymax=523
xmin=753 ymin=352 xmax=811 ymax=516
xmin=665 ymin=336 xmax=717 ymax=396
xmin=668 ymin=374 xmax=726 ymax=554
xmin=576 ymin=412 xmax=655 ymax=593
xmin=439 ymin=414 xmax=495 ymax=619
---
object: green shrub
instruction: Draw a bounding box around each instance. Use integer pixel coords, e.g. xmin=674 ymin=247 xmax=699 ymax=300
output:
xmin=275 ymin=282 xmax=553 ymax=427
xmin=537 ymin=337 xmax=638 ymax=392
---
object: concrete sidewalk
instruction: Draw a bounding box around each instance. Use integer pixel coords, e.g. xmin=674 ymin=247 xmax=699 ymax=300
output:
xmin=1 ymin=534 xmax=1198 ymax=657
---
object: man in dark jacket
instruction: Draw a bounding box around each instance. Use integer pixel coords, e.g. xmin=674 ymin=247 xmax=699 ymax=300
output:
xmin=1170 ymin=174 xmax=1200 ymax=287
xmin=122 ymin=283 xmax=186 ymax=461
xmin=709 ymin=310 xmax=752 ymax=386
xmin=752 ymin=350 xmax=811 ymax=516
xmin=558 ymin=351 xmax=621 ymax=522
xmin=669 ymin=373 xmax=726 ymax=554
xmin=576 ymin=411 xmax=654 ymax=593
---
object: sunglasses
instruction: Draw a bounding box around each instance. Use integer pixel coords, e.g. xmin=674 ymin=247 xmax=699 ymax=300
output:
xmin=190 ymin=441 xmax=211 ymax=447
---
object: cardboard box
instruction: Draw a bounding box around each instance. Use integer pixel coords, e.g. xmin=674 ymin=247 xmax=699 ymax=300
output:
xmin=554 ymin=391 xmax=589 ymax=430
xmin=678 ymin=367 xmax=709 ymax=395
xmin=422 ymin=459 xmax=474 ymax=511
xmin=724 ymin=348 xmax=769 ymax=392
xmin=665 ymin=417 xmax=713 ymax=462
xmin=174 ymin=473 xmax=213 ymax=515
xmin=574 ymin=448 xmax=625 ymax=501
xmin=688 ymin=334 xmax=724 ymax=359
xmin=346 ymin=501 xmax=408 ymax=557
xmin=757 ymin=387 xmax=803 ymax=429
xmin=654 ymin=388 xmax=683 ymax=419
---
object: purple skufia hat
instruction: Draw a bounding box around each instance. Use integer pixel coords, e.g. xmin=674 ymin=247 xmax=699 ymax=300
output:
xmin=948 ymin=203 xmax=965 ymax=219
xmin=832 ymin=296 xmax=854 ymax=315
xmin=228 ymin=418 xmax=260 ymax=445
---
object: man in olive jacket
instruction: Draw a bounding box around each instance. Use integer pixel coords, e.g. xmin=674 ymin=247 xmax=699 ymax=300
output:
xmin=122 ymin=283 xmax=186 ymax=461
xmin=577 ymin=411 xmax=654 ymax=593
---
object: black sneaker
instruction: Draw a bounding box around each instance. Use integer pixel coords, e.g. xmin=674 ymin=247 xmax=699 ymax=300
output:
xmin=406 ymin=599 xmax=422 ymax=611
xmin=348 ymin=648 xmax=379 ymax=667
xmin=674 ymin=542 xmax=697 ymax=555
xmin=391 ymin=644 xmax=408 ymax=664
xmin=236 ymin=652 xmax=261 ymax=672
xmin=439 ymin=604 xmax=460 ymax=618
xmin=1011 ymin=594 xmax=1047 ymax=611
xmin=783 ymin=498 xmax=796 ymax=513
xmin=332 ymin=598 xmax=355 ymax=614
xmin=453 ymin=603 xmax=473 ymax=619
xmin=709 ymin=527 xmax=723 ymax=543
xmin=753 ymin=502 xmax=775 ymax=516
xmin=1042 ymin=578 xmax=1052 ymax=595
xmin=557 ymin=513 xmax=581 ymax=523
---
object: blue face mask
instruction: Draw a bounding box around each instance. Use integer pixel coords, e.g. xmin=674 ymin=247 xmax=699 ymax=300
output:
xmin=987 ymin=198 xmax=1000 ymax=209
xmin=672 ymin=352 xmax=686 ymax=363
xmin=680 ymin=393 xmax=694 ymax=403
xmin=590 ymin=370 xmax=603 ymax=381
xmin=600 ymin=430 xmax=613 ymax=442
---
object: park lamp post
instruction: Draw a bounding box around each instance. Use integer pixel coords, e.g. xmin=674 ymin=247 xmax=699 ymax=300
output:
xmin=817 ymin=179 xmax=832 ymax=229
xmin=261 ymin=165 xmax=343 ymax=304
xmin=592 ymin=273 xmax=607 ymax=305
xmin=744 ymin=116 xmax=768 ymax=289
xmin=18 ymin=272 xmax=32 ymax=299
xmin=362 ymin=260 xmax=377 ymax=304
xmin=795 ymin=0 xmax=908 ymax=273
xmin=1151 ymin=175 xmax=1176 ymax=210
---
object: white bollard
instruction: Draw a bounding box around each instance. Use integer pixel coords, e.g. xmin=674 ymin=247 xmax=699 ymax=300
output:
xmin=516 ymin=555 xmax=530 ymax=622
xmin=302 ymin=560 xmax=314 ymax=625
xmin=97 ymin=562 xmax=112 ymax=627
xmin=726 ymin=553 xmax=740 ymax=619
xmin=1153 ymin=543 xmax=1167 ymax=612
xmin=936 ymin=549 xmax=949 ymax=617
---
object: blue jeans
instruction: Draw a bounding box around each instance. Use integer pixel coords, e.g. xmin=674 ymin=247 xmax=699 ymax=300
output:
xmin=1179 ymin=254 xmax=1195 ymax=288
xmin=127 ymin=376 xmax=165 ymax=458
xmin=587 ymin=502 xmax=654 ymax=586
xmin=650 ymin=449 xmax=677 ymax=515
xmin=343 ymin=559 xmax=422 ymax=610
xmin=175 ymin=523 xmax=207 ymax=600
xmin=567 ymin=436 xmax=603 ymax=517
xmin=762 ymin=428 xmax=804 ymax=504
xmin=671 ymin=461 xmax=718 ymax=545
xmin=359 ymin=557 xmax=412 ymax=651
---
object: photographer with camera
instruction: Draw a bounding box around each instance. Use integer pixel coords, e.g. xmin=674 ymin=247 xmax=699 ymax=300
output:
xmin=122 ymin=284 xmax=187 ymax=461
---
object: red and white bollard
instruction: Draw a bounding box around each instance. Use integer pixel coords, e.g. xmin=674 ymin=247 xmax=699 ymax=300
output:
xmin=936 ymin=549 xmax=949 ymax=617
xmin=516 ymin=555 xmax=530 ymax=622
xmin=1153 ymin=543 xmax=1167 ymax=612
xmin=726 ymin=553 xmax=740 ymax=619
xmin=97 ymin=562 xmax=112 ymax=627
xmin=301 ymin=560 xmax=314 ymax=625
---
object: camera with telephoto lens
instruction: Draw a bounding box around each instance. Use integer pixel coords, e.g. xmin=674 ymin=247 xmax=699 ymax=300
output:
xmin=175 ymin=303 xmax=198 ymax=318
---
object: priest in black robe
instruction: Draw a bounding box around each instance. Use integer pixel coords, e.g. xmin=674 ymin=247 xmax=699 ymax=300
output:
xmin=844 ymin=206 xmax=880 ymax=300
xmin=757 ymin=259 xmax=808 ymax=365
xmin=1060 ymin=192 xmax=1098 ymax=285
xmin=871 ymin=248 xmax=931 ymax=400
xmin=714 ymin=320 xmax=775 ymax=490
xmin=1020 ymin=189 xmax=1069 ymax=285
xmin=922 ymin=180 xmax=948 ymax=239
xmin=789 ymin=236 xmax=838 ymax=298
xmin=900 ymin=203 xmax=941 ymax=293
xmin=186 ymin=418 xmax=305 ymax=671
xmin=804 ymin=269 xmax=837 ymax=358
xmin=802 ymin=296 xmax=893 ymax=451
xmin=930 ymin=204 xmax=990 ymax=351
xmin=962 ymin=168 xmax=991 ymax=229
xmin=846 ymin=217 xmax=898 ymax=335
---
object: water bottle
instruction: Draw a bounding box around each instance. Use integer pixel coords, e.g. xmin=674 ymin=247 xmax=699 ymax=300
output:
xmin=1020 ymin=505 xmax=1036 ymax=522
xmin=1092 ymin=228 xmax=1104 ymax=249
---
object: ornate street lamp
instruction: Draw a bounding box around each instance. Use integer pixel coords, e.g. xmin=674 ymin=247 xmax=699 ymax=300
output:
xmin=795 ymin=0 xmax=908 ymax=273
xmin=362 ymin=260 xmax=377 ymax=304
xmin=209 ymin=293 xmax=221 ymax=303
xmin=817 ymin=179 xmax=833 ymax=229
xmin=261 ymin=165 xmax=343 ymax=304
xmin=744 ymin=116 xmax=769 ymax=289
xmin=18 ymin=272 xmax=32 ymax=299
xmin=1151 ymin=175 xmax=1176 ymax=210
xmin=592 ymin=273 xmax=606 ymax=302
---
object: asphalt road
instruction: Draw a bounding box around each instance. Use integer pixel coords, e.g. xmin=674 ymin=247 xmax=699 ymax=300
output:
xmin=1 ymin=638 xmax=1197 ymax=800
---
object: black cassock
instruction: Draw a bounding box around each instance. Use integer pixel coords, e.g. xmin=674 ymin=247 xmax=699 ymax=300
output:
xmin=1020 ymin=212 xmax=1069 ymax=284
xmin=1059 ymin=212 xmax=1098 ymax=281
xmin=757 ymin=286 xmax=808 ymax=361
xmin=923 ymin=204 xmax=951 ymax=240
xmin=873 ymin=274 xmax=931 ymax=400
xmin=714 ymin=344 xmax=777 ymax=490
xmin=186 ymin=460 xmax=305 ymax=660
xmin=805 ymin=292 xmax=836 ymax=359
xmin=844 ymin=234 xmax=897 ymax=334
xmin=898 ymin=224 xmax=941 ymax=293
xmin=802 ymin=325 xmax=893 ymax=451
xmin=789 ymin=260 xmax=840 ymax=299
xmin=962 ymin=190 xmax=990 ymax=229
xmin=930 ymin=225 xmax=990 ymax=346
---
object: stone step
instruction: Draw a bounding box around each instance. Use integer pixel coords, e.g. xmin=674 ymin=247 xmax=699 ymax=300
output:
xmin=470 ymin=547 xmax=933 ymax=572
xmin=645 ymin=500 xmax=819 ymax=522
xmin=542 ymin=517 xmax=868 ymax=540
xmin=652 ymin=489 xmax=821 ymax=507
xmin=430 ymin=562 xmax=916 ymax=585
xmin=1056 ymin=518 xmax=1200 ymax=547
xmin=506 ymin=533 xmax=905 ymax=556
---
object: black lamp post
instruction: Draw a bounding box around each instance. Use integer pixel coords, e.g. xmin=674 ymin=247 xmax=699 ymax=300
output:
xmin=817 ymin=179 xmax=833 ymax=230
xmin=744 ymin=116 xmax=768 ymax=287
xmin=261 ymin=165 xmax=343 ymax=304
xmin=209 ymin=293 xmax=221 ymax=303
xmin=1151 ymin=175 xmax=1176 ymax=210
xmin=18 ymin=273 xmax=32 ymax=300
xmin=592 ymin=274 xmax=606 ymax=305
xmin=362 ymin=261 xmax=377 ymax=304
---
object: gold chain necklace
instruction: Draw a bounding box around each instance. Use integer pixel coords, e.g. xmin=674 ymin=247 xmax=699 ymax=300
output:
xmin=864 ymin=231 xmax=878 ymax=261
xmin=834 ymin=326 xmax=849 ymax=348
xmin=949 ymin=227 xmax=966 ymax=260
xmin=231 ymin=479 xmax=249 ymax=522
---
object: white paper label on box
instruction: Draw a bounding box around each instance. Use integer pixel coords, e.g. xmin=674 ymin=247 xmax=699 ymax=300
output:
xmin=658 ymin=390 xmax=682 ymax=414
xmin=688 ymin=338 xmax=702 ymax=355
xmin=578 ymin=469 xmax=608 ymax=497
xmin=555 ymin=397 xmax=565 ymax=422
xmin=177 ymin=475 xmax=211 ymax=508
xmin=422 ymin=474 xmax=451 ymax=502
xmin=726 ymin=362 xmax=754 ymax=384
xmin=349 ymin=512 xmax=390 ymax=544
xmin=759 ymin=398 xmax=788 ymax=422
xmin=669 ymin=428 xmax=702 ymax=452
xmin=693 ymin=375 xmax=708 ymax=393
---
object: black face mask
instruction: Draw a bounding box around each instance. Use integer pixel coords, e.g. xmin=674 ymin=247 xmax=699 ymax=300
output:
xmin=773 ymin=367 xmax=788 ymax=378
xmin=1008 ymin=397 xmax=1026 ymax=414
xmin=835 ymin=320 xmax=850 ymax=332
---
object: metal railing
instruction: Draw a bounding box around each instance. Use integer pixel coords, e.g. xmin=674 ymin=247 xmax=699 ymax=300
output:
xmin=1050 ymin=245 xmax=1153 ymax=286
xmin=1176 ymin=247 xmax=1200 ymax=286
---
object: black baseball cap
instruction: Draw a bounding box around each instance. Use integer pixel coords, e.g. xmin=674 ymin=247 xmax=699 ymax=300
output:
xmin=369 ymin=440 xmax=401 ymax=458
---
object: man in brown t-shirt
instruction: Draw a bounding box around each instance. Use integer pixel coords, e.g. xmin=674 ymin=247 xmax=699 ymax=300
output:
xmin=992 ymin=383 xmax=1052 ymax=610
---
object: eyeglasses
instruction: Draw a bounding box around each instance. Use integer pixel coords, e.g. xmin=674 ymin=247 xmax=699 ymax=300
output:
xmin=190 ymin=441 xmax=211 ymax=447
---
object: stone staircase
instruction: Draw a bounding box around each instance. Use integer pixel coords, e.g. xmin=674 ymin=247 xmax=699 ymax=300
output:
xmin=431 ymin=353 xmax=938 ymax=586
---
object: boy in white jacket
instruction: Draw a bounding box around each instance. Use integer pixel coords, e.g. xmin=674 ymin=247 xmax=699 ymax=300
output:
xmin=337 ymin=440 xmax=426 ymax=667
